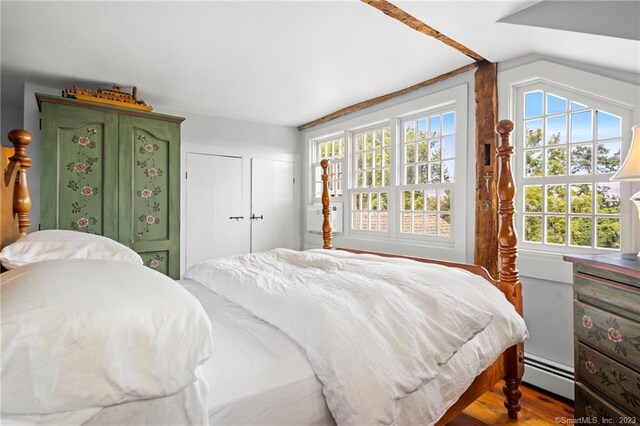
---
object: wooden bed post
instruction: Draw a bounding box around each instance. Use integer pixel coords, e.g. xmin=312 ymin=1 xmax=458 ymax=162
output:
xmin=320 ymin=159 xmax=332 ymax=250
xmin=496 ymin=120 xmax=524 ymax=419
xmin=8 ymin=130 xmax=32 ymax=235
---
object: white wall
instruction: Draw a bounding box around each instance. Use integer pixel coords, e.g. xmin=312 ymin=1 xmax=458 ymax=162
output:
xmin=155 ymin=107 xmax=301 ymax=275
xmin=6 ymin=84 xmax=301 ymax=273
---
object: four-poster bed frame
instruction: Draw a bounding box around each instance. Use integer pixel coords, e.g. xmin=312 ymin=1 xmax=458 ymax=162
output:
xmin=2 ymin=121 xmax=523 ymax=423
xmin=320 ymin=119 xmax=524 ymax=423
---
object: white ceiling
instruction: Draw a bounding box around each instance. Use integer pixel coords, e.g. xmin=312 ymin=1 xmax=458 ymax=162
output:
xmin=1 ymin=1 xmax=639 ymax=127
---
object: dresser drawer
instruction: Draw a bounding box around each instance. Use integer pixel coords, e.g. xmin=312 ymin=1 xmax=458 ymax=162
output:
xmin=575 ymin=382 xmax=633 ymax=424
xmin=574 ymin=301 xmax=640 ymax=372
xmin=577 ymin=342 xmax=640 ymax=414
xmin=575 ymin=273 xmax=640 ymax=323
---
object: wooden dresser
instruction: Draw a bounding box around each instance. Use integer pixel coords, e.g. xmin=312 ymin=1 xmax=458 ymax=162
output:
xmin=564 ymin=254 xmax=640 ymax=421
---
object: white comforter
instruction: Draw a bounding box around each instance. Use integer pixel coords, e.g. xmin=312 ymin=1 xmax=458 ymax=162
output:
xmin=184 ymin=249 xmax=501 ymax=426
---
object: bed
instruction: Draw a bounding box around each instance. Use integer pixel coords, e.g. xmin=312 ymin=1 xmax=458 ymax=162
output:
xmin=0 ymin=121 xmax=526 ymax=425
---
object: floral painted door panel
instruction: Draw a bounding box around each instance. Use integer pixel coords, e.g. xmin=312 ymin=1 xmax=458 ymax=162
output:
xmin=119 ymin=115 xmax=180 ymax=278
xmin=40 ymin=104 xmax=119 ymax=239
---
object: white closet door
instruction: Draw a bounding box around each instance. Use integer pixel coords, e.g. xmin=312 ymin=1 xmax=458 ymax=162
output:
xmin=186 ymin=153 xmax=249 ymax=269
xmin=251 ymin=158 xmax=297 ymax=252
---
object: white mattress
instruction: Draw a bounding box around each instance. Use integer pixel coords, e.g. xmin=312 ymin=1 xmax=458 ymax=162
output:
xmin=3 ymin=273 xmax=521 ymax=426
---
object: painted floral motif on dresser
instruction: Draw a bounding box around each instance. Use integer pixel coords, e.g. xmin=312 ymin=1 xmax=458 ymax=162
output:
xmin=66 ymin=127 xmax=100 ymax=233
xmin=134 ymin=131 xmax=168 ymax=239
xmin=577 ymin=305 xmax=640 ymax=358
xmin=578 ymin=347 xmax=640 ymax=409
xmin=577 ymin=389 xmax=617 ymax=422
xmin=141 ymin=252 xmax=167 ymax=274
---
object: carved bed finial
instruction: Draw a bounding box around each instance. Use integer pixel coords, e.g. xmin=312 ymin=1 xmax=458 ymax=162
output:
xmin=320 ymin=159 xmax=332 ymax=250
xmin=8 ymin=129 xmax=32 ymax=235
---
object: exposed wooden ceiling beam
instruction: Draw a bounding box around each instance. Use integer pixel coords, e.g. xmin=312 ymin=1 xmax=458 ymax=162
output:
xmin=297 ymin=62 xmax=477 ymax=131
xmin=362 ymin=0 xmax=485 ymax=62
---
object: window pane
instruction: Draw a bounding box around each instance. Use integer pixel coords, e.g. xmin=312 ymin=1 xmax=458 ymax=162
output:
xmin=596 ymin=141 xmax=621 ymax=174
xmin=383 ymin=128 xmax=391 ymax=146
xmin=442 ymin=160 xmax=455 ymax=183
xmin=401 ymin=213 xmax=411 ymax=233
xmin=406 ymin=143 xmax=415 ymax=163
xmin=417 ymin=119 xmax=427 ymax=140
xmin=525 ymin=91 xmax=543 ymax=118
xmin=524 ymin=185 xmax=543 ymax=212
xmin=429 ymin=139 xmax=441 ymax=161
xmin=425 ymin=213 xmax=437 ymax=235
xmin=365 ymin=151 xmax=373 ymax=168
xmin=405 ymin=122 xmax=415 ymax=142
xmin=596 ymin=182 xmax=621 ymax=214
xmin=597 ymin=111 xmax=621 ymax=140
xmin=356 ymin=133 xmax=363 ymax=151
xmin=425 ymin=190 xmax=437 ymax=211
xmin=361 ymin=193 xmax=369 ymax=210
xmin=429 ymin=163 xmax=441 ymax=183
xmin=370 ymin=212 xmax=379 ymax=231
xmin=365 ymin=170 xmax=373 ymax=187
xmin=405 ymin=165 xmax=415 ymax=184
xmin=439 ymin=214 xmax=452 ymax=237
xmin=356 ymin=153 xmax=363 ymax=170
xmin=379 ymin=193 xmax=388 ymax=211
xmin=373 ymin=130 xmax=382 ymax=149
xmin=439 ymin=189 xmax=451 ymax=211
xmin=570 ymin=217 xmax=593 ymax=247
xmin=413 ymin=190 xmax=424 ymax=210
xmin=525 ymin=119 xmax=543 ymax=147
xmin=365 ymin=132 xmax=373 ymax=150
xmin=383 ymin=147 xmax=391 ymax=166
xmin=596 ymin=218 xmax=620 ymax=249
xmin=380 ymin=212 xmax=388 ymax=231
xmin=443 ymin=112 xmax=455 ymax=135
xmin=442 ymin=136 xmax=455 ymax=159
xmin=570 ymin=184 xmax=592 ymax=214
xmin=370 ymin=192 xmax=378 ymax=210
xmin=547 ymin=93 xmax=567 ymax=115
xmin=418 ymin=164 xmax=428 ymax=184
xmin=570 ymin=144 xmax=592 ymax=175
xmin=383 ymin=168 xmax=390 ymax=186
xmin=429 ymin=115 xmax=441 ymax=137
xmin=546 ymin=216 xmax=566 ymax=244
xmin=402 ymin=191 xmax=411 ymax=210
xmin=418 ymin=142 xmax=428 ymax=162
xmin=571 ymin=110 xmax=592 ymax=142
xmin=546 ymin=147 xmax=567 ymax=176
xmin=524 ymin=149 xmax=543 ymax=177
xmin=546 ymin=184 xmax=566 ymax=213
xmin=413 ymin=213 xmax=424 ymax=234
xmin=546 ymin=115 xmax=567 ymax=144
xmin=524 ymin=215 xmax=543 ymax=242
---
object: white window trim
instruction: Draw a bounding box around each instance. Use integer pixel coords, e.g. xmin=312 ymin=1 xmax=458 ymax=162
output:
xmin=499 ymin=60 xmax=640 ymax=283
xmin=311 ymin=133 xmax=346 ymax=202
xmin=304 ymin=84 xmax=468 ymax=262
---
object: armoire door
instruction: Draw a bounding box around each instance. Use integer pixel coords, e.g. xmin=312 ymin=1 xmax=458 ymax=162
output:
xmin=250 ymin=158 xmax=297 ymax=252
xmin=40 ymin=103 xmax=119 ymax=239
xmin=118 ymin=115 xmax=181 ymax=278
xmin=185 ymin=153 xmax=249 ymax=269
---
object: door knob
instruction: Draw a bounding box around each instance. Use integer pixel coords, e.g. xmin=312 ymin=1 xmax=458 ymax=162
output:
xmin=250 ymin=214 xmax=264 ymax=220
xmin=229 ymin=216 xmax=244 ymax=221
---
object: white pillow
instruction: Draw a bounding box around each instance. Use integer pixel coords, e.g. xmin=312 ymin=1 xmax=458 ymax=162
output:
xmin=1 ymin=259 xmax=213 ymax=414
xmin=0 ymin=230 xmax=143 ymax=269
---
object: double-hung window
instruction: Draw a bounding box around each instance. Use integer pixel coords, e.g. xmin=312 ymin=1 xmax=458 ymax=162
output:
xmin=351 ymin=125 xmax=391 ymax=233
xmin=399 ymin=109 xmax=455 ymax=239
xmin=313 ymin=136 xmax=345 ymax=199
xmin=517 ymin=83 xmax=631 ymax=252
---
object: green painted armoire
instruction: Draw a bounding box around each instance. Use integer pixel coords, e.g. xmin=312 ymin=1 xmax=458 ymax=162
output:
xmin=36 ymin=94 xmax=184 ymax=278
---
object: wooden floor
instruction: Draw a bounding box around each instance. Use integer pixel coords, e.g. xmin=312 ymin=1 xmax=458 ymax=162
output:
xmin=448 ymin=382 xmax=574 ymax=425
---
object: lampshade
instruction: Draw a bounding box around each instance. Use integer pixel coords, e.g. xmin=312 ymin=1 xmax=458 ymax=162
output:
xmin=611 ymin=124 xmax=640 ymax=182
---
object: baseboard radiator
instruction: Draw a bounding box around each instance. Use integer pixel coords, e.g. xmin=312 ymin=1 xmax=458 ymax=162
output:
xmin=523 ymin=353 xmax=574 ymax=400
